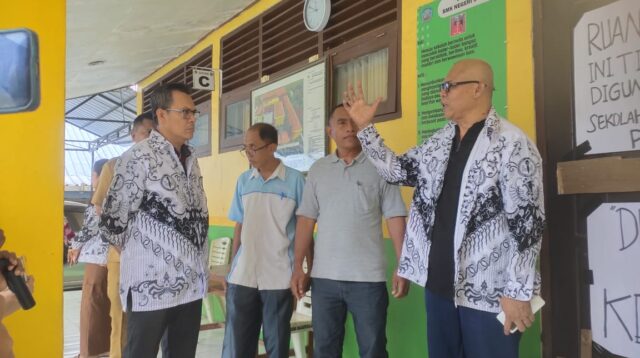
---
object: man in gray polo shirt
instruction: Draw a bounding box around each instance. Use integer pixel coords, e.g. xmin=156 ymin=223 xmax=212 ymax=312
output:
xmin=291 ymin=105 xmax=408 ymax=358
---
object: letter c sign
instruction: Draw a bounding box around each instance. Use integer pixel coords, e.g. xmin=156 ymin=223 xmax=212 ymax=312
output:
xmin=192 ymin=68 xmax=214 ymax=91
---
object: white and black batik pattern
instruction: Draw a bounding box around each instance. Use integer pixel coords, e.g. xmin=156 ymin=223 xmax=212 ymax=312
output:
xmin=71 ymin=205 xmax=109 ymax=265
xmin=100 ymin=130 xmax=209 ymax=312
xmin=358 ymin=107 xmax=545 ymax=313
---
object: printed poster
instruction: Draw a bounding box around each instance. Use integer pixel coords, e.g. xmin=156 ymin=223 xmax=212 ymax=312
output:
xmin=417 ymin=0 xmax=507 ymax=143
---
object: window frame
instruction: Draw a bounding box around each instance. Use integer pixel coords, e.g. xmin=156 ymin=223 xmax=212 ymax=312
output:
xmin=192 ymin=99 xmax=212 ymax=157
xmin=218 ymin=0 xmax=401 ymax=152
xmin=328 ymin=22 xmax=400 ymax=122
xmin=219 ymin=82 xmax=255 ymax=153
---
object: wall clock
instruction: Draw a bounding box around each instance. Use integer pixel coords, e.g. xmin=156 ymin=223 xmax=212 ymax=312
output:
xmin=303 ymin=0 xmax=331 ymax=32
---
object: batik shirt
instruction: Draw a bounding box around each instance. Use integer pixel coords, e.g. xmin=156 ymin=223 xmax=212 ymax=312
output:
xmin=71 ymin=205 xmax=109 ymax=265
xmin=357 ymin=107 xmax=545 ymax=313
xmin=100 ymin=130 xmax=209 ymax=312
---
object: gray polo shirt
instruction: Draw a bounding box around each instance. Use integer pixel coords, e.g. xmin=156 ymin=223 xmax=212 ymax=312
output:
xmin=297 ymin=151 xmax=407 ymax=282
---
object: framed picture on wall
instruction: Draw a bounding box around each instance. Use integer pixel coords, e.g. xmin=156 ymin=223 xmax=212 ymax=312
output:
xmin=190 ymin=100 xmax=212 ymax=157
xmin=251 ymin=61 xmax=327 ymax=172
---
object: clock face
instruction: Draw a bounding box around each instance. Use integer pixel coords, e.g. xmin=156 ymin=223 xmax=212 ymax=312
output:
xmin=304 ymin=0 xmax=330 ymax=32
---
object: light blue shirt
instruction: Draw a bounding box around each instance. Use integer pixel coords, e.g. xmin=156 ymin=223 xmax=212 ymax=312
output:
xmin=228 ymin=162 xmax=305 ymax=290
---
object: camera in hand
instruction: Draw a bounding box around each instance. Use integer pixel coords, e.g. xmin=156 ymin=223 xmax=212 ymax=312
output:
xmin=0 ymin=258 xmax=35 ymax=310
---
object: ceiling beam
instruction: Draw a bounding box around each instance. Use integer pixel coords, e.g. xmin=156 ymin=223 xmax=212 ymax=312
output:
xmin=65 ymin=116 xmax=131 ymax=124
xmin=97 ymin=93 xmax=137 ymax=115
xmin=64 ymin=120 xmax=103 ymax=138
xmin=65 ymin=94 xmax=97 ymax=115
xmin=77 ymin=92 xmax=136 ymax=129
xmin=88 ymin=123 xmax=132 ymax=151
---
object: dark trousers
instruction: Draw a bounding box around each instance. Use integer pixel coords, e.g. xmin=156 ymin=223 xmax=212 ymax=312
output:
xmin=123 ymin=292 xmax=202 ymax=358
xmin=222 ymin=284 xmax=293 ymax=358
xmin=311 ymin=278 xmax=389 ymax=358
xmin=425 ymin=288 xmax=521 ymax=358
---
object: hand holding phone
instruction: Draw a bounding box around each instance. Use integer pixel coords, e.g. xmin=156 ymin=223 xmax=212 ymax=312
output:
xmin=0 ymin=258 xmax=36 ymax=310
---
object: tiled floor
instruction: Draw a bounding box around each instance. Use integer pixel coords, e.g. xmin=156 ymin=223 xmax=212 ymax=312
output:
xmin=63 ymin=290 xmax=224 ymax=357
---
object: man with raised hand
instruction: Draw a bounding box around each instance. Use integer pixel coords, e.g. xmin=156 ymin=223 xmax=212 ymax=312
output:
xmin=345 ymin=59 xmax=545 ymax=358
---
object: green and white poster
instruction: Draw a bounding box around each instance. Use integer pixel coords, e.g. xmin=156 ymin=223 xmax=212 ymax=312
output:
xmin=417 ymin=0 xmax=506 ymax=143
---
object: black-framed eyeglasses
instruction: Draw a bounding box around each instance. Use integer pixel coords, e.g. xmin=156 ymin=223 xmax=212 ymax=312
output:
xmin=164 ymin=108 xmax=200 ymax=119
xmin=440 ymin=80 xmax=480 ymax=93
xmin=240 ymin=143 xmax=271 ymax=156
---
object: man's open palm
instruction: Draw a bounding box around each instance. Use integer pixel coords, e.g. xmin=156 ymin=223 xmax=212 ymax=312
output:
xmin=342 ymin=82 xmax=382 ymax=129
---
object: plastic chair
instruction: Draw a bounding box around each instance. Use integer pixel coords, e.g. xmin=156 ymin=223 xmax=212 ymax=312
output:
xmin=256 ymin=292 xmax=313 ymax=358
xmin=290 ymin=292 xmax=313 ymax=358
xmin=256 ymin=257 xmax=313 ymax=358
xmin=290 ymin=257 xmax=312 ymax=358
xmin=202 ymin=237 xmax=231 ymax=329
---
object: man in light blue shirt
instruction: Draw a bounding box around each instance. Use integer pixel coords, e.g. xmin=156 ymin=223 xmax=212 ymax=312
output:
xmin=223 ymin=123 xmax=305 ymax=358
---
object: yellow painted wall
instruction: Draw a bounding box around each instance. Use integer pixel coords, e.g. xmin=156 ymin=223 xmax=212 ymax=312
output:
xmin=139 ymin=0 xmax=536 ymax=226
xmin=0 ymin=0 xmax=66 ymax=357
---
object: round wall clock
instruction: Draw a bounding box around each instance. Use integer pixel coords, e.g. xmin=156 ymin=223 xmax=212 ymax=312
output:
xmin=303 ymin=0 xmax=331 ymax=32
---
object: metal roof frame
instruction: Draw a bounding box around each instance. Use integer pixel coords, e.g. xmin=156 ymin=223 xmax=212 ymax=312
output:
xmin=64 ymin=86 xmax=138 ymax=152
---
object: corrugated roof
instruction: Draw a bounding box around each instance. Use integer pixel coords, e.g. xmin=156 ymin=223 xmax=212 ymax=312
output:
xmin=65 ymin=87 xmax=137 ymax=187
xmin=66 ymin=87 xmax=137 ymax=137
xmin=65 ymin=124 xmax=129 ymax=187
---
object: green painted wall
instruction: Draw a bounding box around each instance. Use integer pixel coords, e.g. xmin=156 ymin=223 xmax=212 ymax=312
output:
xmin=208 ymin=226 xmax=542 ymax=357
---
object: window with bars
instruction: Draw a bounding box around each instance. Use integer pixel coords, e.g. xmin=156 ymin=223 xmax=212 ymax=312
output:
xmin=141 ymin=47 xmax=213 ymax=113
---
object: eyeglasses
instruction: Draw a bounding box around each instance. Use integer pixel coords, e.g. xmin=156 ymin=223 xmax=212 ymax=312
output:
xmin=440 ymin=80 xmax=480 ymax=93
xmin=240 ymin=143 xmax=271 ymax=156
xmin=164 ymin=108 xmax=200 ymax=119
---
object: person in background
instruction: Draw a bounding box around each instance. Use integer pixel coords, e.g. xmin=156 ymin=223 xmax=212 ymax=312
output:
xmin=68 ymin=158 xmax=112 ymax=358
xmin=92 ymin=113 xmax=154 ymax=358
xmin=63 ymin=216 xmax=75 ymax=264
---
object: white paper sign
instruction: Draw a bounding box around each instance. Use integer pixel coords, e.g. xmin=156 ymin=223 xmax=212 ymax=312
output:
xmin=437 ymin=0 xmax=490 ymax=17
xmin=587 ymin=203 xmax=640 ymax=357
xmin=192 ymin=68 xmax=214 ymax=91
xmin=573 ymin=0 xmax=640 ymax=155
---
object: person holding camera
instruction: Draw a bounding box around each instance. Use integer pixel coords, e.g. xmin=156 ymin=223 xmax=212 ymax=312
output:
xmin=0 ymin=228 xmax=35 ymax=358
